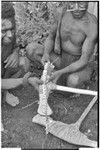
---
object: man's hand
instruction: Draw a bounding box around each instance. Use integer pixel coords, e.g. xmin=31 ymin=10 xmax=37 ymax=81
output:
xmin=48 ymin=70 xmax=63 ymax=83
xmin=41 ymin=53 xmax=50 ymax=65
xmin=28 ymin=77 xmax=43 ymax=91
xmin=4 ymin=51 xmax=19 ymax=68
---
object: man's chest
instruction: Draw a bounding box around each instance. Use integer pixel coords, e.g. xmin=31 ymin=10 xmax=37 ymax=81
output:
xmin=60 ymin=15 xmax=87 ymax=44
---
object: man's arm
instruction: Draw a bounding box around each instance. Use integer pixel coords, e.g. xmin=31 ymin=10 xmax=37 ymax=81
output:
xmin=2 ymin=76 xmax=43 ymax=90
xmin=2 ymin=78 xmax=23 ymax=90
xmin=41 ymin=24 xmax=57 ymax=65
xmin=43 ymin=24 xmax=57 ymax=55
xmin=44 ymin=7 xmax=63 ymax=55
xmin=61 ymin=22 xmax=97 ymax=74
xmin=61 ymin=37 xmax=97 ymax=74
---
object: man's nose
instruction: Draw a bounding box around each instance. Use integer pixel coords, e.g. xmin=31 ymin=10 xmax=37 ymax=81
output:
xmin=6 ymin=30 xmax=12 ymax=38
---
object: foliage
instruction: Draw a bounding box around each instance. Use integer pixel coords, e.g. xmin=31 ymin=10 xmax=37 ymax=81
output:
xmin=14 ymin=2 xmax=65 ymax=47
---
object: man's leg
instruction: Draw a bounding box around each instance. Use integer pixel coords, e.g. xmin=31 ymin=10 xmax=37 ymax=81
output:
xmin=3 ymin=62 xmax=22 ymax=107
xmin=3 ymin=57 xmax=31 ymax=107
xmin=67 ymin=66 xmax=92 ymax=88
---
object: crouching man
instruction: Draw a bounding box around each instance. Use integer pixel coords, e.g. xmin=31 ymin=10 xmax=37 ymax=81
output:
xmin=26 ymin=2 xmax=97 ymax=89
xmin=1 ymin=2 xmax=30 ymax=106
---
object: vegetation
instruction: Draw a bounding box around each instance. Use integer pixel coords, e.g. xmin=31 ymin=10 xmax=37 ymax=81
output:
xmin=14 ymin=2 xmax=65 ymax=47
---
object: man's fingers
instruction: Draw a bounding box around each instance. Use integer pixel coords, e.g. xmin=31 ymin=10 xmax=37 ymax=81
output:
xmin=29 ymin=77 xmax=43 ymax=86
xmin=41 ymin=59 xmax=45 ymax=66
xmin=9 ymin=60 xmax=15 ymax=68
xmin=48 ymin=76 xmax=54 ymax=82
xmin=12 ymin=63 xmax=17 ymax=68
xmin=5 ymin=60 xmax=17 ymax=68
xmin=5 ymin=59 xmax=17 ymax=68
xmin=31 ymin=79 xmax=40 ymax=91
xmin=5 ymin=60 xmax=12 ymax=68
xmin=41 ymin=61 xmax=44 ymax=66
xmin=36 ymin=78 xmax=43 ymax=84
xmin=10 ymin=61 xmax=17 ymax=68
xmin=41 ymin=56 xmax=50 ymax=66
xmin=4 ymin=56 xmax=10 ymax=63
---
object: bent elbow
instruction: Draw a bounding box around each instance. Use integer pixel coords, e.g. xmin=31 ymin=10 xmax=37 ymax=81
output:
xmin=80 ymin=57 xmax=89 ymax=68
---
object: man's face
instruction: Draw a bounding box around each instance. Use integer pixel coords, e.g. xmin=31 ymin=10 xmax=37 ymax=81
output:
xmin=2 ymin=19 xmax=15 ymax=45
xmin=68 ymin=2 xmax=88 ymax=19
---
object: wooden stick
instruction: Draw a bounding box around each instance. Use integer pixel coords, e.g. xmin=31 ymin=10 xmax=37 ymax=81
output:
xmin=51 ymin=84 xmax=97 ymax=96
xmin=75 ymin=95 xmax=97 ymax=128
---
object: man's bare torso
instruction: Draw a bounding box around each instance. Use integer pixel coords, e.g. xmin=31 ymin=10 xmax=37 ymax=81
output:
xmin=60 ymin=11 xmax=94 ymax=56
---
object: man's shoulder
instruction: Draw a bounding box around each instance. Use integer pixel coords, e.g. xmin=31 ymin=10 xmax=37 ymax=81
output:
xmin=87 ymin=12 xmax=97 ymax=25
xmin=86 ymin=12 xmax=97 ymax=37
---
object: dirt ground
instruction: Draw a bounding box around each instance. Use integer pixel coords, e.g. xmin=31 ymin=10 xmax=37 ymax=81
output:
xmin=1 ymin=63 xmax=98 ymax=149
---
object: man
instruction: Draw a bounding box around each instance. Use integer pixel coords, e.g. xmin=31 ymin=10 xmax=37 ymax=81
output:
xmin=26 ymin=2 xmax=97 ymax=88
xmin=1 ymin=2 xmax=43 ymax=129
xmin=1 ymin=2 xmax=30 ymax=106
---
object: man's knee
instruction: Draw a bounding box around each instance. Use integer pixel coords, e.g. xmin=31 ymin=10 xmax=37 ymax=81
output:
xmin=67 ymin=74 xmax=79 ymax=87
xmin=26 ymin=42 xmax=36 ymax=58
xmin=26 ymin=42 xmax=44 ymax=61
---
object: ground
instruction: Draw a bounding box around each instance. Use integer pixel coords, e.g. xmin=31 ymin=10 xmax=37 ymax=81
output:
xmin=2 ymin=62 xmax=98 ymax=149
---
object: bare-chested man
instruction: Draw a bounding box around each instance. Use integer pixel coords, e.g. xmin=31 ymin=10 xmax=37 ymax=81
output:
xmin=1 ymin=2 xmax=31 ymax=106
xmin=26 ymin=2 xmax=97 ymax=88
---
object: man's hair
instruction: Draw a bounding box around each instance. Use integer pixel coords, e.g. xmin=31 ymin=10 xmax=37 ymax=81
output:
xmin=2 ymin=2 xmax=15 ymax=19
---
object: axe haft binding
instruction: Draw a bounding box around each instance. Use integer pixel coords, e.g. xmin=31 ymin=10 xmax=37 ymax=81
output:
xmin=33 ymin=62 xmax=54 ymax=134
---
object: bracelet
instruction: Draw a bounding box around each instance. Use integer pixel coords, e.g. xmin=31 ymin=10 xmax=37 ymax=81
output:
xmin=23 ymin=72 xmax=32 ymax=87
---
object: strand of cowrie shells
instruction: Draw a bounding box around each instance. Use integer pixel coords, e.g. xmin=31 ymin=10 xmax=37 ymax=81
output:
xmin=37 ymin=62 xmax=54 ymax=134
